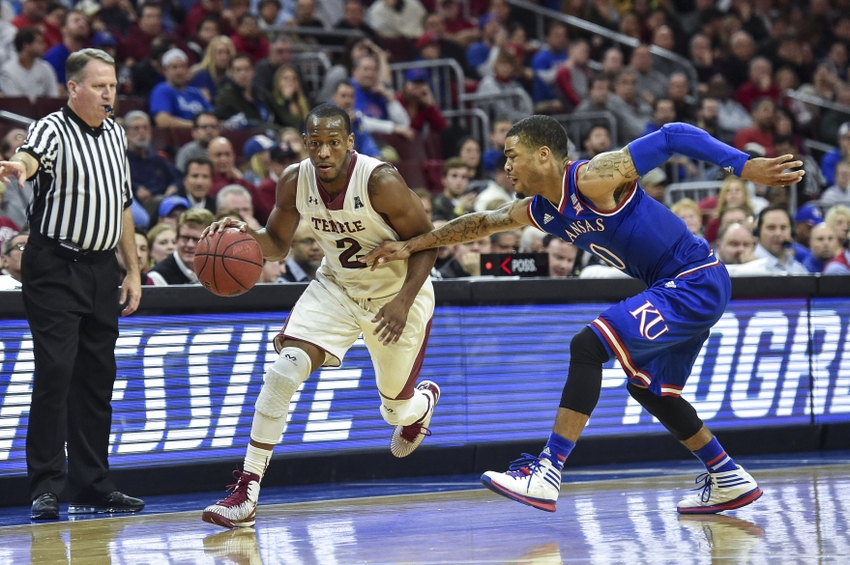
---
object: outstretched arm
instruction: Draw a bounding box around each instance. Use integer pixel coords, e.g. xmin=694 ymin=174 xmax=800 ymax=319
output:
xmin=360 ymin=198 xmax=532 ymax=269
xmin=0 ymin=151 xmax=39 ymax=183
xmin=369 ymin=165 xmax=437 ymax=300
xmin=577 ymin=123 xmax=805 ymax=204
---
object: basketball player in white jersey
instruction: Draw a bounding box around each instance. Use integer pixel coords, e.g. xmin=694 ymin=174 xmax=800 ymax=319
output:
xmin=201 ymin=104 xmax=440 ymax=529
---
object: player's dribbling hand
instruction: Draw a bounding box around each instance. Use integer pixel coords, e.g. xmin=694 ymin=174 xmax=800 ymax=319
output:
xmin=203 ymin=217 xmax=248 ymax=238
xmin=741 ymin=154 xmax=805 ymax=187
xmin=360 ymin=241 xmax=410 ymax=270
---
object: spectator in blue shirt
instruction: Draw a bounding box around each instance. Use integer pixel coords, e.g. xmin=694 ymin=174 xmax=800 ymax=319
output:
xmin=349 ymin=54 xmax=410 ymax=128
xmin=149 ymin=48 xmax=213 ymax=128
xmin=821 ymin=122 xmax=850 ymax=186
xmin=43 ymin=10 xmax=89 ymax=94
xmin=465 ymin=14 xmax=507 ymax=79
xmin=530 ymin=21 xmax=568 ymax=107
xmin=332 ymin=81 xmax=382 ymax=158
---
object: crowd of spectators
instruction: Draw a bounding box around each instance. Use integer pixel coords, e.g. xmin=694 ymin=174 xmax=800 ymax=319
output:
xmin=2 ymin=0 xmax=850 ymax=284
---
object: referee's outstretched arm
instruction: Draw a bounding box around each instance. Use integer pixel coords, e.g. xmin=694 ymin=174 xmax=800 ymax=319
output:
xmin=0 ymin=151 xmax=142 ymax=315
xmin=0 ymin=151 xmax=39 ymax=183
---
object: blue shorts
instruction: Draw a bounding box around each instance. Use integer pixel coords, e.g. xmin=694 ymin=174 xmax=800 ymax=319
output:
xmin=589 ymin=260 xmax=731 ymax=397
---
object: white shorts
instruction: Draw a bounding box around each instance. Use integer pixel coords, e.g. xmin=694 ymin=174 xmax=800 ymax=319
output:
xmin=275 ymin=271 xmax=435 ymax=400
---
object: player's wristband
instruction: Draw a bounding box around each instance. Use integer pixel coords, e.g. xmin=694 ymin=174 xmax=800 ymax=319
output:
xmin=628 ymin=123 xmax=750 ymax=177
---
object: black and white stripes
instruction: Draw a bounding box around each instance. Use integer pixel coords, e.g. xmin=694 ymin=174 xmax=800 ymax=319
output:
xmin=20 ymin=106 xmax=131 ymax=252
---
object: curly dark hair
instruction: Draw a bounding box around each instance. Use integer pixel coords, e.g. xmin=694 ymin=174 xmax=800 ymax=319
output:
xmin=507 ymin=115 xmax=570 ymax=161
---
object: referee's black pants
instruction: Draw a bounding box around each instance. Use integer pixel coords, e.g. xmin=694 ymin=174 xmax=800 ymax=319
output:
xmin=22 ymin=238 xmax=120 ymax=502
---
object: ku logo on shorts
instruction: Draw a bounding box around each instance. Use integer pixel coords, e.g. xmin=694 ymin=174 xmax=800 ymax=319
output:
xmin=629 ymin=300 xmax=669 ymax=340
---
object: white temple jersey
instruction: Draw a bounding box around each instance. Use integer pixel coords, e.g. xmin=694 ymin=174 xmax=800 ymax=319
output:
xmin=295 ymin=152 xmax=426 ymax=299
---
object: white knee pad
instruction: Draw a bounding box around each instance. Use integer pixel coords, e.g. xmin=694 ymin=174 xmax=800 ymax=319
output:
xmin=379 ymin=392 xmax=428 ymax=427
xmin=251 ymin=347 xmax=312 ymax=444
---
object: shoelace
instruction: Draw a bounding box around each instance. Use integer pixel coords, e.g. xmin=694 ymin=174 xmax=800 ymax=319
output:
xmin=399 ymin=392 xmax=435 ymax=442
xmin=693 ymin=473 xmax=714 ymax=503
xmin=506 ymin=453 xmax=543 ymax=478
xmin=400 ymin=423 xmax=432 ymax=442
xmin=218 ymin=470 xmax=253 ymax=506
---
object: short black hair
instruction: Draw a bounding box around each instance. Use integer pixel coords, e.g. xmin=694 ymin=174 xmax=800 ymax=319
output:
xmin=756 ymin=204 xmax=792 ymax=236
xmin=14 ymin=27 xmax=42 ymax=52
xmin=305 ymin=103 xmax=352 ymax=136
xmin=184 ymin=156 xmax=213 ymax=175
xmin=583 ymin=123 xmax=609 ymax=143
xmin=506 ymin=115 xmax=569 ymax=161
xmin=542 ymin=234 xmax=565 ymax=248
xmin=191 ymin=111 xmax=217 ymax=128
xmin=229 ymin=52 xmax=253 ymax=68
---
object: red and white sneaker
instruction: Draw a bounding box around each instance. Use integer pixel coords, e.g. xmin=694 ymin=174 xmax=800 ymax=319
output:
xmin=390 ymin=380 xmax=440 ymax=458
xmin=677 ymin=467 xmax=763 ymax=514
xmin=481 ymin=454 xmax=561 ymax=512
xmin=202 ymin=470 xmax=261 ymax=528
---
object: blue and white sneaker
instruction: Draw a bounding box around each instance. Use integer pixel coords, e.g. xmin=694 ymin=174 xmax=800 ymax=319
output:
xmin=677 ymin=466 xmax=763 ymax=514
xmin=481 ymin=454 xmax=561 ymax=512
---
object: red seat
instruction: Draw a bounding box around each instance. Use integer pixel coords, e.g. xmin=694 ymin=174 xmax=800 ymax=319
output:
xmin=224 ymin=128 xmax=267 ymax=164
xmin=35 ymin=97 xmax=65 ymax=117
xmin=114 ymin=96 xmax=149 ymax=118
xmin=167 ymin=127 xmax=194 ymax=149
xmin=150 ymin=127 xmax=172 ymax=153
xmin=373 ymin=132 xmax=426 ymax=161
xmin=422 ymin=159 xmax=444 ymax=194
xmin=377 ymin=36 xmax=415 ymax=63
xmin=423 ymin=131 xmax=443 ymax=160
xmin=394 ymin=159 xmax=427 ymax=189
xmin=0 ymin=97 xmax=38 ymax=120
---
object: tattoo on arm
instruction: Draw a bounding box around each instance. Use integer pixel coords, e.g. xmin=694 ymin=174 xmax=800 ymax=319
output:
xmin=421 ymin=208 xmax=518 ymax=249
xmin=585 ymin=148 xmax=639 ymax=182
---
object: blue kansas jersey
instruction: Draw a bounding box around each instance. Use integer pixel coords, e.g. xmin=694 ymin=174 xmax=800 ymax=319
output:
xmin=527 ymin=160 xmax=731 ymax=397
xmin=527 ymin=160 xmax=714 ymax=285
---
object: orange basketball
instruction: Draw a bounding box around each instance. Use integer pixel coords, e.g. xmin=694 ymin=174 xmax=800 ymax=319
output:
xmin=194 ymin=228 xmax=263 ymax=297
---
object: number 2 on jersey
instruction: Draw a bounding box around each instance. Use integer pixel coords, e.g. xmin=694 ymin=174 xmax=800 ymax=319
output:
xmin=337 ymin=237 xmax=367 ymax=269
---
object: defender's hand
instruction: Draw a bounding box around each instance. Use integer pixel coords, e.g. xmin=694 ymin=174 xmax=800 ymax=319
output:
xmin=741 ymin=154 xmax=805 ymax=187
xmin=360 ymin=241 xmax=410 ymax=270
xmin=203 ymin=218 xmax=248 ymax=238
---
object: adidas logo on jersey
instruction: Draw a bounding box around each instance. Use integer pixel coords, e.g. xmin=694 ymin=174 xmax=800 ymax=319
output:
xmin=724 ymin=166 xmax=734 ymax=174
xmin=543 ymin=213 xmax=554 ymax=224
xmin=665 ymin=281 xmax=677 ymax=289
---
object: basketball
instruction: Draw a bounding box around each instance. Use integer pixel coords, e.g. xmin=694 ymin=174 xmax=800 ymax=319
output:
xmin=194 ymin=228 xmax=264 ymax=297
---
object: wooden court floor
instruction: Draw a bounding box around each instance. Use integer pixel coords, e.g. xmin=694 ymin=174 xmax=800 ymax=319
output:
xmin=1 ymin=462 xmax=848 ymax=564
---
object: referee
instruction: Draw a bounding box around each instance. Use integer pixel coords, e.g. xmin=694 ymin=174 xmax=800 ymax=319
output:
xmin=0 ymin=48 xmax=145 ymax=521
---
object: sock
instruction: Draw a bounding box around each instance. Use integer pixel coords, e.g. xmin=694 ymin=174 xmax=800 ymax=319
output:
xmin=693 ymin=437 xmax=738 ymax=473
xmin=539 ymin=432 xmax=575 ymax=471
xmin=243 ymin=444 xmax=273 ymax=480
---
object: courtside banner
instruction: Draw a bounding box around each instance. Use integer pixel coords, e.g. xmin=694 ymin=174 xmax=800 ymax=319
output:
xmin=1 ymin=298 xmax=848 ymax=475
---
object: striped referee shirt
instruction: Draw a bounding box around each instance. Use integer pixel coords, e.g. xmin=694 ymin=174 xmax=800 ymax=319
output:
xmin=19 ymin=105 xmax=132 ymax=252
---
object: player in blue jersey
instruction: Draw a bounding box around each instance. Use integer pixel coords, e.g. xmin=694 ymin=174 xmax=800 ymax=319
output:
xmin=361 ymin=115 xmax=805 ymax=514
